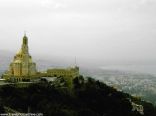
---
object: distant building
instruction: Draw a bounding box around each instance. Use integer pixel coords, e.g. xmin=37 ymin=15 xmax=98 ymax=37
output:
xmin=46 ymin=66 xmax=79 ymax=78
xmin=46 ymin=66 xmax=79 ymax=87
xmin=3 ymin=34 xmax=37 ymax=81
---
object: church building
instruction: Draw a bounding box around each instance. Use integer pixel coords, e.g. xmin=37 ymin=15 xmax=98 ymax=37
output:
xmin=3 ymin=34 xmax=37 ymax=81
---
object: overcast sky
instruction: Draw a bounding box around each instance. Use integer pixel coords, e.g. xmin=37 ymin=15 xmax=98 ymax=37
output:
xmin=0 ymin=0 xmax=156 ymax=66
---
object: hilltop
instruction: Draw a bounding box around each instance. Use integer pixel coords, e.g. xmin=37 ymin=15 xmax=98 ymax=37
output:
xmin=0 ymin=76 xmax=155 ymax=116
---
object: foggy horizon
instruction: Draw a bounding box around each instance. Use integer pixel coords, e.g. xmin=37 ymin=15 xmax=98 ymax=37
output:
xmin=0 ymin=0 xmax=156 ymax=67
xmin=0 ymin=1 xmax=156 ymax=114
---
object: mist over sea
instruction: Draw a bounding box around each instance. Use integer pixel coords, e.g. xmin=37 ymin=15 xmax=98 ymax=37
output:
xmin=100 ymin=64 xmax=156 ymax=76
xmin=0 ymin=49 xmax=156 ymax=78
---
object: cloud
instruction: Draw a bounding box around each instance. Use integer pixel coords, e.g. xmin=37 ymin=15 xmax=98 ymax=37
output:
xmin=0 ymin=0 xmax=156 ymax=65
xmin=139 ymin=0 xmax=156 ymax=5
xmin=40 ymin=0 xmax=67 ymax=9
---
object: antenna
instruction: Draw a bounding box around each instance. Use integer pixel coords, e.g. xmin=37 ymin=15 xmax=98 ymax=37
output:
xmin=74 ymin=57 xmax=77 ymax=66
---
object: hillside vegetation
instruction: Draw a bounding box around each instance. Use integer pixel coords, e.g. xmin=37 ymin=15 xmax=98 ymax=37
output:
xmin=0 ymin=76 xmax=155 ymax=116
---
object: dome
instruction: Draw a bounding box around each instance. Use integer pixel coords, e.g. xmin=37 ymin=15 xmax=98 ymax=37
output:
xmin=16 ymin=49 xmax=22 ymax=56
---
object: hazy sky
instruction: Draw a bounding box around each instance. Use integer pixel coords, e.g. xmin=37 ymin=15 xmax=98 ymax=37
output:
xmin=0 ymin=0 xmax=156 ymax=66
